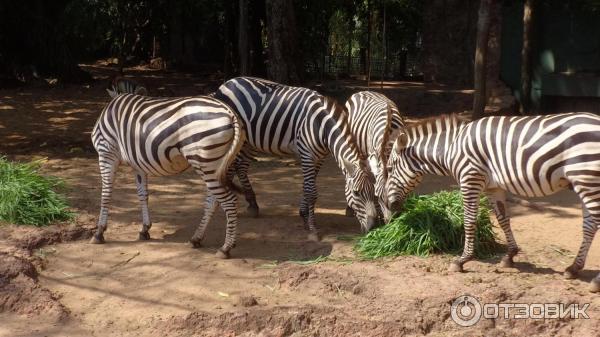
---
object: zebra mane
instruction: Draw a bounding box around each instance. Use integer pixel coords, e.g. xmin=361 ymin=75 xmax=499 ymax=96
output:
xmin=393 ymin=114 xmax=466 ymax=151
xmin=322 ymin=96 xmax=369 ymax=164
xmin=406 ymin=114 xmax=466 ymax=136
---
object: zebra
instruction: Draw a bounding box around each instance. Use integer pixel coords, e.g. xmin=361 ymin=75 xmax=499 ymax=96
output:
xmin=345 ymin=91 xmax=405 ymax=222
xmin=107 ymin=76 xmax=148 ymax=98
xmin=91 ymin=92 xmax=245 ymax=258
xmin=386 ymin=112 xmax=600 ymax=292
xmin=214 ymin=77 xmax=378 ymax=240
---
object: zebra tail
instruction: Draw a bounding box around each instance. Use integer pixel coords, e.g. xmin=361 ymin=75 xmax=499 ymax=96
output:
xmin=216 ymin=111 xmax=246 ymax=195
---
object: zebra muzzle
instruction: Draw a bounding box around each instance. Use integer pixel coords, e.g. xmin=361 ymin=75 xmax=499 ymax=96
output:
xmin=389 ymin=200 xmax=404 ymax=214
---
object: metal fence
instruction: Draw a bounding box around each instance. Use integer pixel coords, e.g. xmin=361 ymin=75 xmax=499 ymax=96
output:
xmin=305 ymin=52 xmax=422 ymax=79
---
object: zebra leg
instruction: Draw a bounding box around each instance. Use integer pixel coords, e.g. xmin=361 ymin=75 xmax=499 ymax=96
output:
xmin=90 ymin=154 xmax=119 ymax=244
xmin=135 ymin=173 xmax=152 ymax=241
xmin=235 ymin=156 xmax=259 ymax=218
xmin=564 ymin=205 xmax=597 ymax=278
xmin=300 ymin=157 xmax=320 ymax=241
xmin=190 ymin=194 xmax=218 ymax=248
xmin=214 ymin=192 xmax=239 ymax=259
xmin=566 ymin=187 xmax=600 ymax=292
xmin=299 ymin=159 xmax=322 ymax=223
xmin=449 ymin=181 xmax=484 ymax=272
xmin=486 ymin=189 xmax=519 ymax=268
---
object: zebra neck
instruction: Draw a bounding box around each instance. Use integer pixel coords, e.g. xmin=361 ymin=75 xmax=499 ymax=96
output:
xmin=407 ymin=129 xmax=460 ymax=177
xmin=408 ymin=143 xmax=451 ymax=176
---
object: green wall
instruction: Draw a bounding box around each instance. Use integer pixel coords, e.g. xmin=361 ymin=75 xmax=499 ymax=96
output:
xmin=500 ymin=1 xmax=600 ymax=110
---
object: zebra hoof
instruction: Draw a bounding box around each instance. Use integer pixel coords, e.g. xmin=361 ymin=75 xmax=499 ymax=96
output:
xmin=89 ymin=234 xmax=105 ymax=244
xmin=307 ymin=232 xmax=320 ymax=242
xmin=345 ymin=206 xmax=355 ymax=217
xmin=138 ymin=231 xmax=150 ymax=241
xmin=215 ymin=249 xmax=230 ymax=259
xmin=589 ymin=279 xmax=600 ymax=293
xmin=246 ymin=206 xmax=259 ymax=218
xmin=499 ymin=256 xmax=515 ymax=268
xmin=448 ymin=261 xmax=464 ymax=273
xmin=190 ymin=239 xmax=202 ymax=248
xmin=564 ymin=265 xmax=581 ymax=279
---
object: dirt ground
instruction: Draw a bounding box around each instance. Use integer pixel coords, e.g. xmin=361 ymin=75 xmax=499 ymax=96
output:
xmin=2 ymin=65 xmax=600 ymax=336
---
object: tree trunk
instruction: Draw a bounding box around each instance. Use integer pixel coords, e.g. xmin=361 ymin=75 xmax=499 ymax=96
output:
xmin=265 ymin=0 xmax=301 ymax=84
xmin=472 ymin=0 xmax=493 ymax=120
xmin=380 ymin=0 xmax=386 ymax=88
xmin=169 ymin=4 xmax=183 ymax=68
xmin=238 ymin=0 xmax=249 ymax=75
xmin=366 ymin=0 xmax=372 ymax=87
xmin=520 ymin=0 xmax=535 ymax=114
xmin=249 ymin=0 xmax=266 ymax=76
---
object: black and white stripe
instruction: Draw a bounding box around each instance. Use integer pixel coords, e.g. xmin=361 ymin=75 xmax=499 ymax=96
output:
xmin=215 ymin=77 xmax=378 ymax=238
xmin=106 ymin=76 xmax=148 ymax=98
xmin=345 ymin=91 xmax=404 ymax=222
xmin=91 ymin=92 xmax=245 ymax=258
xmin=386 ymin=112 xmax=600 ymax=291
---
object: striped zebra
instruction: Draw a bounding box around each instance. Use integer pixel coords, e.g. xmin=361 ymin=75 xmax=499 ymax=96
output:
xmin=214 ymin=77 xmax=378 ymax=240
xmin=107 ymin=76 xmax=148 ymax=98
xmin=386 ymin=113 xmax=600 ymax=292
xmin=91 ymin=92 xmax=245 ymax=258
xmin=345 ymin=91 xmax=405 ymax=222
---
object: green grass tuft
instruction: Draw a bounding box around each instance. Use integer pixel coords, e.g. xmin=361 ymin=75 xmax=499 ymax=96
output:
xmin=0 ymin=157 xmax=74 ymax=226
xmin=355 ymin=190 xmax=501 ymax=259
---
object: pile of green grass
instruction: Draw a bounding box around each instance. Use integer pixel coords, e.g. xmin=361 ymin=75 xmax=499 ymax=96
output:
xmin=0 ymin=157 xmax=73 ymax=226
xmin=356 ymin=190 xmax=500 ymax=258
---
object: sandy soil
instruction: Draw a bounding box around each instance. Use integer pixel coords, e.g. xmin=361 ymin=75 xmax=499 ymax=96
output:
xmin=1 ymin=65 xmax=600 ymax=336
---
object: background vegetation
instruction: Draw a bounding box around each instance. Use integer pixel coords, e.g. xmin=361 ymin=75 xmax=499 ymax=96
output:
xmin=0 ymin=0 xmax=423 ymax=84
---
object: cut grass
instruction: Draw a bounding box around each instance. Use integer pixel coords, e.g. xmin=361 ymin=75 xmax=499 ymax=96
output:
xmin=0 ymin=157 xmax=73 ymax=226
xmin=356 ymin=190 xmax=501 ymax=259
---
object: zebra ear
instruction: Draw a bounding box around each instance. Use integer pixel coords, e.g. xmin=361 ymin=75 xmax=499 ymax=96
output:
xmin=106 ymin=87 xmax=118 ymax=98
xmin=134 ymin=86 xmax=148 ymax=96
xmin=342 ymin=159 xmax=357 ymax=177
xmin=394 ymin=133 xmax=408 ymax=153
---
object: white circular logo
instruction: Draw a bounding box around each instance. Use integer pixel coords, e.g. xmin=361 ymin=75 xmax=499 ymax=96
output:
xmin=451 ymin=295 xmax=482 ymax=327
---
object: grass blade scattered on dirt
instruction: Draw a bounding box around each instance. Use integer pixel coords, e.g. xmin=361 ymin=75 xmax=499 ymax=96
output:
xmin=356 ymin=190 xmax=501 ymax=259
xmin=0 ymin=157 xmax=73 ymax=226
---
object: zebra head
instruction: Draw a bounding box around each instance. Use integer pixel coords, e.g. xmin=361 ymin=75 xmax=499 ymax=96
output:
xmin=369 ymin=153 xmax=394 ymax=223
xmin=386 ymin=134 xmax=423 ymax=216
xmin=343 ymin=159 xmax=379 ymax=233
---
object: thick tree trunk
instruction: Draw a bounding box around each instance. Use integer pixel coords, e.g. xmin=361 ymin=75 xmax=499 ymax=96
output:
xmin=520 ymin=0 xmax=535 ymax=114
xmin=381 ymin=0 xmax=386 ymax=88
xmin=472 ymin=0 xmax=493 ymax=120
xmin=238 ymin=0 xmax=249 ymax=75
xmin=265 ymin=0 xmax=301 ymax=84
xmin=249 ymin=0 xmax=266 ymax=76
xmin=223 ymin=1 xmax=237 ymax=78
xmin=366 ymin=0 xmax=372 ymax=86
xmin=169 ymin=5 xmax=183 ymax=68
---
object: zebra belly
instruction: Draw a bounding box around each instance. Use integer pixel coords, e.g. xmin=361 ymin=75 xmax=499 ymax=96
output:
xmin=486 ymin=172 xmax=571 ymax=198
xmin=119 ymin=147 xmax=191 ymax=176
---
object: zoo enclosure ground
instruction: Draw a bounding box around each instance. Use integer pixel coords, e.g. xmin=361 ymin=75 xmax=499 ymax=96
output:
xmin=1 ymin=64 xmax=599 ymax=336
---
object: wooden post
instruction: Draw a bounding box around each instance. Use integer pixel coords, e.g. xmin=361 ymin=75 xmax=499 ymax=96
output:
xmin=520 ymin=0 xmax=535 ymax=114
xmin=472 ymin=0 xmax=493 ymax=120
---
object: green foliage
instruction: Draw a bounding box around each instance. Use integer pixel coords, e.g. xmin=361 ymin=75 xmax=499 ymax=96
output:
xmin=0 ymin=157 xmax=73 ymax=226
xmin=356 ymin=190 xmax=500 ymax=259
